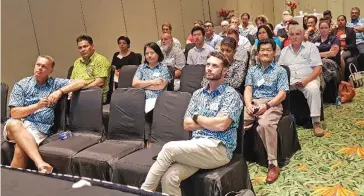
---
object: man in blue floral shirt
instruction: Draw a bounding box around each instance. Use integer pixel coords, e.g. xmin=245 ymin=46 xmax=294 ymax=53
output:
xmin=244 ymin=39 xmax=289 ymax=184
xmin=141 ymin=51 xmax=243 ymax=196
xmin=3 ymin=55 xmax=87 ymax=173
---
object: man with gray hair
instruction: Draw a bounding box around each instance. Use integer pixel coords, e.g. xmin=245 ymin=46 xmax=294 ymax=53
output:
xmin=278 ymin=25 xmax=325 ymax=137
xmin=219 ymin=20 xmax=230 ymax=38
xmin=274 ymin=11 xmax=291 ymax=34
xmin=160 ymin=33 xmax=186 ymax=91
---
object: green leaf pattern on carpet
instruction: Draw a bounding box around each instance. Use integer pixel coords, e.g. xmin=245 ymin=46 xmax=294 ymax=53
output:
xmin=248 ymin=87 xmax=364 ymax=196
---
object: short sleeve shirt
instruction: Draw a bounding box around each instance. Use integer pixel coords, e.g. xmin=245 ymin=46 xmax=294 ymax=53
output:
xmin=245 ymin=63 xmax=289 ymax=99
xmin=7 ymin=76 xmax=71 ymax=135
xmin=134 ymin=63 xmax=172 ymax=99
xmin=278 ymin=41 xmax=322 ymax=84
xmin=312 ymin=35 xmax=341 ymax=65
xmin=347 ymin=18 xmax=364 ymax=45
xmin=184 ymin=84 xmax=243 ymax=159
xmin=162 ymin=46 xmax=186 ymax=71
xmin=71 ymin=52 xmax=111 ymax=102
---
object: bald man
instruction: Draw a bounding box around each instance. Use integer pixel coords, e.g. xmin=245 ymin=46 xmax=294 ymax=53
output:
xmin=274 ymin=12 xmax=292 ymax=34
xmin=219 ymin=20 xmax=230 ymax=38
xmin=160 ymin=33 xmax=186 ymax=91
xmin=229 ymin=24 xmax=251 ymax=51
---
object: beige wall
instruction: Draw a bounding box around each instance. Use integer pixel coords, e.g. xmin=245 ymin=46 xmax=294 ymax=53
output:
xmin=2 ymin=0 xmax=363 ymax=90
xmin=273 ymin=0 xmax=364 ymax=24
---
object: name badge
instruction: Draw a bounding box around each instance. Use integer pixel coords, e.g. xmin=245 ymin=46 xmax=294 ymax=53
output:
xmin=340 ymin=34 xmax=347 ymax=39
xmin=86 ymin=67 xmax=93 ymax=75
xmin=164 ymin=58 xmax=174 ymax=65
xmin=257 ymin=78 xmax=265 ymax=87
xmin=153 ymin=72 xmax=161 ymax=77
xmin=315 ymin=42 xmax=321 ymax=47
xmin=210 ymin=103 xmax=219 ymax=111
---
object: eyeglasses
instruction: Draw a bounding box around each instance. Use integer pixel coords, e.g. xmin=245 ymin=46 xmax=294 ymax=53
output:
xmin=204 ymin=25 xmax=213 ymax=28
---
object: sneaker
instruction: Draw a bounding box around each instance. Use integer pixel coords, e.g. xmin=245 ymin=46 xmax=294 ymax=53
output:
xmin=313 ymin=122 xmax=325 ymax=137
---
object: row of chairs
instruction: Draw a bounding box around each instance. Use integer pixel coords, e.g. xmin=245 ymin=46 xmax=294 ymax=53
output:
xmin=1 ymin=86 xmax=253 ymax=196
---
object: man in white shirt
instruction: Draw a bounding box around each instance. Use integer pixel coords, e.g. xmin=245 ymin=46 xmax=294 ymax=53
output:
xmin=229 ymin=24 xmax=251 ymax=51
xmin=187 ymin=26 xmax=215 ymax=65
xmin=277 ymin=25 xmax=325 ymax=137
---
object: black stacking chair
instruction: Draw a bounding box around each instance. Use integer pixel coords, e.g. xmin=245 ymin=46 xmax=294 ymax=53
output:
xmin=111 ymin=91 xmax=191 ymax=187
xmin=72 ymin=88 xmax=146 ymax=180
xmin=179 ymin=64 xmax=205 ymax=94
xmin=244 ymin=65 xmax=301 ymax=167
xmin=1 ymin=82 xmax=9 ymax=125
xmin=184 ymin=43 xmax=195 ymax=60
xmin=167 ymin=66 xmax=175 ymax=91
xmin=67 ymin=66 xmax=74 ymax=79
xmin=39 ymin=87 xmax=104 ymax=174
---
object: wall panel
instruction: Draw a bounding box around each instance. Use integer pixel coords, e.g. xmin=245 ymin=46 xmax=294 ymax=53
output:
xmin=155 ymin=0 xmax=185 ymax=47
xmin=122 ymin=0 xmax=158 ymax=55
xmin=1 ymin=0 xmax=39 ymax=90
xmin=237 ymin=0 xmax=253 ymax=23
xmin=30 ymin=0 xmax=85 ymax=78
xmin=181 ymin=0 xmax=205 ymax=39
xmin=81 ymin=0 xmax=126 ymax=61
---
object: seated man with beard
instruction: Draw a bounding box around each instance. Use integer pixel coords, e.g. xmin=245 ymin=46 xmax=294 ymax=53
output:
xmin=160 ymin=33 xmax=186 ymax=91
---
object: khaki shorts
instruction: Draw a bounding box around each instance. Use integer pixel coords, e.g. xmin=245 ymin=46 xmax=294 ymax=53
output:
xmin=3 ymin=119 xmax=47 ymax=145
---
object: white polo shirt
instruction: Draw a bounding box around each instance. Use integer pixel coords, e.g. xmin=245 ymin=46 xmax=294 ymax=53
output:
xmin=277 ymin=41 xmax=322 ymax=84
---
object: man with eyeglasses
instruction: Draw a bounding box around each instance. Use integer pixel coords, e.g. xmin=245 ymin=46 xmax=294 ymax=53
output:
xmin=219 ymin=20 xmax=230 ymax=38
xmin=204 ymin=21 xmax=223 ymax=50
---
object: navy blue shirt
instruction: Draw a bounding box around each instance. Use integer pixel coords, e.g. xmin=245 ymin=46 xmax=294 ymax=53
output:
xmin=312 ymin=35 xmax=341 ymax=65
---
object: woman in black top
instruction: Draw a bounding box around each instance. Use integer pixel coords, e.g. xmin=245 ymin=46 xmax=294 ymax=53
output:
xmin=111 ymin=36 xmax=140 ymax=70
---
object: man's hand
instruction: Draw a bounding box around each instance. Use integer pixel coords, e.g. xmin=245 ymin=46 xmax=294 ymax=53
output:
xmin=245 ymin=103 xmax=255 ymax=116
xmin=37 ymin=98 xmax=50 ymax=108
xmin=153 ymin=78 xmax=163 ymax=85
xmin=354 ymin=27 xmax=359 ymax=33
xmin=256 ymin=104 xmax=267 ymax=116
xmin=48 ymin=90 xmax=62 ymax=104
xmin=294 ymin=79 xmax=309 ymax=88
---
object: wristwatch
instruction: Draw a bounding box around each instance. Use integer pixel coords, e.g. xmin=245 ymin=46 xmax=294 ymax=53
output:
xmin=265 ymin=103 xmax=271 ymax=110
xmin=192 ymin=114 xmax=199 ymax=123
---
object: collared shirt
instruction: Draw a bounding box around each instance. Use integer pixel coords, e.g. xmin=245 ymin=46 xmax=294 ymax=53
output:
xmin=157 ymin=37 xmax=182 ymax=49
xmin=7 ymin=76 xmax=71 ymax=135
xmin=278 ymin=41 xmax=322 ymax=84
xmin=245 ymin=63 xmax=289 ymax=99
xmin=184 ymin=83 xmax=243 ymax=159
xmin=347 ymin=18 xmax=364 ymax=44
xmin=162 ymin=46 xmax=186 ymax=71
xmin=238 ymin=35 xmax=252 ymax=51
xmin=312 ymin=35 xmax=341 ymax=65
xmin=205 ymin=33 xmax=223 ymax=50
xmin=72 ymin=52 xmax=110 ymax=102
xmin=187 ymin=43 xmax=215 ymax=65
xmin=134 ymin=63 xmax=171 ymax=99
xmin=239 ymin=24 xmax=256 ymax=37
xmin=201 ymin=59 xmax=248 ymax=89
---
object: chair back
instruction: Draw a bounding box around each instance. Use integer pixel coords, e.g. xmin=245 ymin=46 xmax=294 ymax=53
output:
xmin=280 ymin=65 xmax=291 ymax=116
xmin=108 ymin=88 xmax=146 ymax=140
xmin=1 ymin=82 xmax=9 ymax=123
xmin=118 ymin=65 xmax=139 ymax=88
xmin=184 ymin=43 xmax=195 ymax=60
xmin=69 ymin=87 xmax=104 ymax=136
xmin=67 ymin=66 xmax=74 ymax=79
xmin=151 ymin=91 xmax=191 ymax=145
xmin=167 ymin=66 xmax=175 ymax=91
xmin=179 ymin=64 xmax=205 ymax=94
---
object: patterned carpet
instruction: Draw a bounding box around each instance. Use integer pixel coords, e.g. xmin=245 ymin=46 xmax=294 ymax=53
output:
xmin=248 ymin=87 xmax=364 ymax=196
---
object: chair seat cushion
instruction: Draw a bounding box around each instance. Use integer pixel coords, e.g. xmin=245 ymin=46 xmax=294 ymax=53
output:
xmin=72 ymin=140 xmax=144 ymax=180
xmin=181 ymin=154 xmax=254 ymax=196
xmin=111 ymin=145 xmax=163 ymax=186
xmin=39 ymin=133 xmax=101 ymax=174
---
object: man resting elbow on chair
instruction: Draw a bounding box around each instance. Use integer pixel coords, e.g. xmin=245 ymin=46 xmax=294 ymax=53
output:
xmin=4 ymin=55 xmax=87 ymax=174
xmin=243 ymin=39 xmax=289 ymax=184
xmin=140 ymin=52 xmax=243 ymax=196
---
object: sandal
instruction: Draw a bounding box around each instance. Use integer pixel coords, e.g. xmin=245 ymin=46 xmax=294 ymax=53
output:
xmin=38 ymin=165 xmax=53 ymax=174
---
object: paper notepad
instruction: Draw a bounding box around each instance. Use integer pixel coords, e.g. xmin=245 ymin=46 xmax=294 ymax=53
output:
xmin=145 ymin=98 xmax=157 ymax=113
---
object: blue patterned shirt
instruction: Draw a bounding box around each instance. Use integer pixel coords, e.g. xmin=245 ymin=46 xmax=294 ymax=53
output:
xmin=184 ymin=83 xmax=243 ymax=159
xmin=245 ymin=63 xmax=289 ymax=99
xmin=134 ymin=63 xmax=171 ymax=99
xmin=347 ymin=18 xmax=364 ymax=45
xmin=7 ymin=76 xmax=71 ymax=135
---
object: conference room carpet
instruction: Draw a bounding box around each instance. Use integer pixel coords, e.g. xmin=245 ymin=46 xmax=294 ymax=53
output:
xmin=248 ymin=87 xmax=364 ymax=196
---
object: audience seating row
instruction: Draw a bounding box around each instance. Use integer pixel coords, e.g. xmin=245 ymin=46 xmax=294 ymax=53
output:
xmin=1 ymin=86 xmax=254 ymax=195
